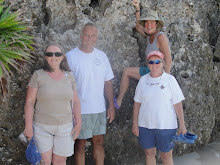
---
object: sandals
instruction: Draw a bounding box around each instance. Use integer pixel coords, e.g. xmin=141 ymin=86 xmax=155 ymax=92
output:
xmin=172 ymin=132 xmax=197 ymax=144
xmin=184 ymin=132 xmax=198 ymax=140
xmin=114 ymin=97 xmax=120 ymax=110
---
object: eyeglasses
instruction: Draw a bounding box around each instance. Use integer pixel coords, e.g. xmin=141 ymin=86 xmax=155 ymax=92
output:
xmin=147 ymin=60 xmax=162 ymax=64
xmin=45 ymin=52 xmax=62 ymax=57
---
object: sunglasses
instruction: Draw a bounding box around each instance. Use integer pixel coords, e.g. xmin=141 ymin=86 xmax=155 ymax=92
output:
xmin=45 ymin=52 xmax=62 ymax=57
xmin=147 ymin=60 xmax=162 ymax=64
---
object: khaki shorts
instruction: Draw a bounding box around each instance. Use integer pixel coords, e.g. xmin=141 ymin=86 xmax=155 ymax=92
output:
xmin=33 ymin=122 xmax=74 ymax=157
xmin=78 ymin=111 xmax=107 ymax=139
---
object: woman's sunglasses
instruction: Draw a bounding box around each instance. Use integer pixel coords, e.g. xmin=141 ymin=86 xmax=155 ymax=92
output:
xmin=147 ymin=60 xmax=162 ymax=64
xmin=45 ymin=52 xmax=62 ymax=57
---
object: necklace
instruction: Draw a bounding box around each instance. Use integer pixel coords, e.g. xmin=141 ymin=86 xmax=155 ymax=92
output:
xmin=144 ymin=29 xmax=157 ymax=37
xmin=146 ymin=73 xmax=165 ymax=89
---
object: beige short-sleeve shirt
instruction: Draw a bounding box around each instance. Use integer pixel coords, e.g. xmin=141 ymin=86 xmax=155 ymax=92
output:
xmin=28 ymin=69 xmax=77 ymax=125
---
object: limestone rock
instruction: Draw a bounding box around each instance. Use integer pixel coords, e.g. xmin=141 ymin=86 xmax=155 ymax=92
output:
xmin=0 ymin=0 xmax=219 ymax=164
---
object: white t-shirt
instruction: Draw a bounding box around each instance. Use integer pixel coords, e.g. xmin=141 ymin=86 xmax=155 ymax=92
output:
xmin=134 ymin=72 xmax=185 ymax=129
xmin=66 ymin=47 xmax=114 ymax=114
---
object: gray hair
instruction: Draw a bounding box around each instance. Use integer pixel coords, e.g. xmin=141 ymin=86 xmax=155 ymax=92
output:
xmin=82 ymin=22 xmax=98 ymax=33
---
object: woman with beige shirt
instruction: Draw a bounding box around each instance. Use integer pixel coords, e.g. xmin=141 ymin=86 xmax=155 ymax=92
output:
xmin=23 ymin=43 xmax=81 ymax=165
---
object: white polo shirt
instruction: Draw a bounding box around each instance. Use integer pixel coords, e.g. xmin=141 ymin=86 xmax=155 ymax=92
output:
xmin=67 ymin=47 xmax=114 ymax=114
xmin=134 ymin=72 xmax=185 ymax=129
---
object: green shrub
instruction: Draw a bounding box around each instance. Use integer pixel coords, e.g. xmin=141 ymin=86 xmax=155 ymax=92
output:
xmin=0 ymin=0 xmax=34 ymax=78
xmin=0 ymin=0 xmax=34 ymax=96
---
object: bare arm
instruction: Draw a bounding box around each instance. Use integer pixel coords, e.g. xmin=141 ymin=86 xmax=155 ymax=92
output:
xmin=133 ymin=0 xmax=141 ymax=20
xmin=132 ymin=0 xmax=147 ymax=36
xmin=23 ymin=87 xmax=37 ymax=141
xmin=104 ymin=80 xmax=115 ymax=123
xmin=132 ymin=101 xmax=141 ymax=137
xmin=157 ymin=34 xmax=172 ymax=73
xmin=71 ymin=90 xmax=81 ymax=140
xmin=174 ymin=102 xmax=187 ymax=135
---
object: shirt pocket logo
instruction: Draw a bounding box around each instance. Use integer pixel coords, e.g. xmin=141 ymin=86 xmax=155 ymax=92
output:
xmin=93 ymin=58 xmax=101 ymax=66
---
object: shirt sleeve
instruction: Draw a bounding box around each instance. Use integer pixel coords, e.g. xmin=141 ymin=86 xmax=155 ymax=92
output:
xmin=134 ymin=78 xmax=143 ymax=103
xmin=28 ymin=71 xmax=39 ymax=88
xmin=170 ymin=76 xmax=185 ymax=105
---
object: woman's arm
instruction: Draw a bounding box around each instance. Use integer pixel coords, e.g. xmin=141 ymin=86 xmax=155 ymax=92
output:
xmin=174 ymin=102 xmax=187 ymax=135
xmin=132 ymin=0 xmax=146 ymax=36
xmin=71 ymin=90 xmax=81 ymax=140
xmin=132 ymin=101 xmax=141 ymax=137
xmin=23 ymin=87 xmax=37 ymax=141
xmin=157 ymin=34 xmax=172 ymax=73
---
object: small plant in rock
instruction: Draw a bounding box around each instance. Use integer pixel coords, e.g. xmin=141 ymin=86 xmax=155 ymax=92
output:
xmin=0 ymin=0 xmax=34 ymax=97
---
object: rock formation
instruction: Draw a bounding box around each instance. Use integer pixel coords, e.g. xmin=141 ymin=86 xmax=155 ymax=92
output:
xmin=0 ymin=0 xmax=219 ymax=164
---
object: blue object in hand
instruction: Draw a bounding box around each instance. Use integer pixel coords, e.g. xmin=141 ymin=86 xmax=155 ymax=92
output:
xmin=172 ymin=134 xmax=195 ymax=144
xmin=25 ymin=137 xmax=41 ymax=165
xmin=184 ymin=132 xmax=198 ymax=140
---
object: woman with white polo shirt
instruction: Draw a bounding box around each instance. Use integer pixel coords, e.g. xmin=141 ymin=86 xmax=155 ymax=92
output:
xmin=114 ymin=0 xmax=172 ymax=109
xmin=132 ymin=50 xmax=187 ymax=165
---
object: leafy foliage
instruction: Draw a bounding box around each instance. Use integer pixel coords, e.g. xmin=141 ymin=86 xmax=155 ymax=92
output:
xmin=0 ymin=0 xmax=34 ymax=78
xmin=0 ymin=0 xmax=34 ymax=97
